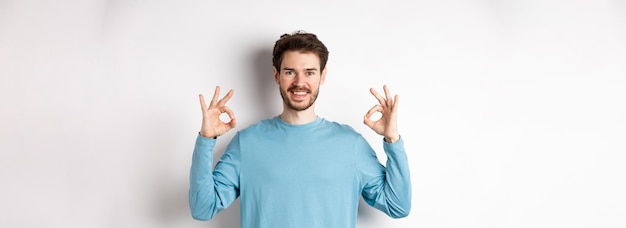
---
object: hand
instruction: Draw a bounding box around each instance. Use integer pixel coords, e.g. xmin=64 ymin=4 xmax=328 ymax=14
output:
xmin=363 ymin=85 xmax=400 ymax=143
xmin=199 ymin=86 xmax=236 ymax=138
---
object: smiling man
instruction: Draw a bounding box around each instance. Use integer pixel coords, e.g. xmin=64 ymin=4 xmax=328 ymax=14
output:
xmin=189 ymin=31 xmax=411 ymax=228
xmin=277 ymin=50 xmax=322 ymax=113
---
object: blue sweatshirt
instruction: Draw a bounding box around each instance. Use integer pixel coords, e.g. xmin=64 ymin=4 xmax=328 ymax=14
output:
xmin=189 ymin=116 xmax=411 ymax=228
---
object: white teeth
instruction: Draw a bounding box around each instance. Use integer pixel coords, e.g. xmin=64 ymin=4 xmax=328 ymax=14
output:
xmin=293 ymin=92 xmax=306 ymax=95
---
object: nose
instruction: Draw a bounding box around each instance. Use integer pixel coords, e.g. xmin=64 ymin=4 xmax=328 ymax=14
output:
xmin=293 ymin=73 xmax=306 ymax=85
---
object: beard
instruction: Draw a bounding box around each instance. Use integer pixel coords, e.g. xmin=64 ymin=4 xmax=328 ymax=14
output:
xmin=279 ymin=85 xmax=320 ymax=111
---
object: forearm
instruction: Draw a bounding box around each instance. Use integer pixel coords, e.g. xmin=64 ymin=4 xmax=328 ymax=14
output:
xmin=381 ymin=136 xmax=412 ymax=217
xmin=189 ymin=133 xmax=241 ymax=220
xmin=189 ymin=135 xmax=219 ymax=220
xmin=360 ymin=136 xmax=412 ymax=218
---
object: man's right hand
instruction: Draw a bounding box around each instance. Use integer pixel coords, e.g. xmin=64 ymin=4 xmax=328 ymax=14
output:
xmin=199 ymin=86 xmax=236 ymax=138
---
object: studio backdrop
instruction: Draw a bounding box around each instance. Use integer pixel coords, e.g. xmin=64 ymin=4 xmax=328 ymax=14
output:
xmin=1 ymin=1 xmax=625 ymax=227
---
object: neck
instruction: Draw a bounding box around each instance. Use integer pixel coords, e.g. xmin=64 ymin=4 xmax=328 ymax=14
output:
xmin=279 ymin=105 xmax=317 ymax=125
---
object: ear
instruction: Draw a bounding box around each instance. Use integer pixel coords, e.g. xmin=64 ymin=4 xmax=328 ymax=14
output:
xmin=320 ymin=67 xmax=327 ymax=84
xmin=273 ymin=66 xmax=280 ymax=84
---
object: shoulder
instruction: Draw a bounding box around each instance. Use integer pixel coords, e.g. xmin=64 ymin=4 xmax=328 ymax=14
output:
xmin=237 ymin=117 xmax=277 ymax=134
xmin=319 ymin=118 xmax=361 ymax=137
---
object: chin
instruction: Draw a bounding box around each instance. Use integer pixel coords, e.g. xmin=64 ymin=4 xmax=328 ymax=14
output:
xmin=286 ymin=101 xmax=313 ymax=112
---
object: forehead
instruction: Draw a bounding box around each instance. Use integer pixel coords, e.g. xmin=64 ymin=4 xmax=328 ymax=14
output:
xmin=281 ymin=50 xmax=320 ymax=69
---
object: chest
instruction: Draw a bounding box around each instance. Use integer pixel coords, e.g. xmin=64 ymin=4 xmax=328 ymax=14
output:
xmin=240 ymin=138 xmax=356 ymax=190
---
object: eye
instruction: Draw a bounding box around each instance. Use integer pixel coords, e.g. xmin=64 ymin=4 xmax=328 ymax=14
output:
xmin=306 ymin=72 xmax=315 ymax=76
xmin=284 ymin=71 xmax=294 ymax=76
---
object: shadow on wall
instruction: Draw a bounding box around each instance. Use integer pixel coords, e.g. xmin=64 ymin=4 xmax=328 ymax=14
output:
xmin=151 ymin=46 xmax=275 ymax=227
xmin=249 ymin=47 xmax=279 ymax=122
xmin=211 ymin=46 xmax=275 ymax=227
xmin=149 ymin=142 xmax=241 ymax=227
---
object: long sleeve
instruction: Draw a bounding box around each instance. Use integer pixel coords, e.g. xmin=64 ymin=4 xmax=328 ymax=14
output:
xmin=189 ymin=134 xmax=241 ymax=220
xmin=189 ymin=117 xmax=410 ymax=227
xmin=357 ymin=136 xmax=411 ymax=218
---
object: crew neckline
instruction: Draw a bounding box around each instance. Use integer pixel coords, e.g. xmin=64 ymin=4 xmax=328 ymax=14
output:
xmin=274 ymin=116 xmax=323 ymax=130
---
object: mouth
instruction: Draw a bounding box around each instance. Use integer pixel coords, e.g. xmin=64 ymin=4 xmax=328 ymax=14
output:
xmin=289 ymin=89 xmax=309 ymax=100
xmin=292 ymin=91 xmax=307 ymax=95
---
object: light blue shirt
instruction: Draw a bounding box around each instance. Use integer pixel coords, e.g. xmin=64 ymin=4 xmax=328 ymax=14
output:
xmin=189 ymin=116 xmax=411 ymax=228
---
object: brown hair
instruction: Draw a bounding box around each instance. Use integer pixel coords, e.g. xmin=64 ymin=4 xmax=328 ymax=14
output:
xmin=272 ymin=31 xmax=329 ymax=72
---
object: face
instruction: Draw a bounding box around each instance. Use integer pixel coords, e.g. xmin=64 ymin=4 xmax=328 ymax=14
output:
xmin=274 ymin=50 xmax=326 ymax=112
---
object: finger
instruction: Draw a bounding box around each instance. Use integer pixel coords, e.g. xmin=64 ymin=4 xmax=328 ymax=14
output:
xmin=363 ymin=106 xmax=378 ymax=128
xmin=217 ymin=89 xmax=234 ymax=107
xmin=199 ymin=94 xmax=207 ymax=112
xmin=363 ymin=115 xmax=374 ymax=128
xmin=370 ymin=88 xmax=386 ymax=107
xmin=229 ymin=117 xmax=237 ymax=128
xmin=364 ymin=105 xmax=383 ymax=119
xmin=210 ymin=86 xmax=221 ymax=107
xmin=221 ymin=106 xmax=236 ymax=123
xmin=383 ymin=85 xmax=393 ymax=107
xmin=391 ymin=94 xmax=399 ymax=113
xmin=363 ymin=105 xmax=382 ymax=128
xmin=219 ymin=106 xmax=237 ymax=132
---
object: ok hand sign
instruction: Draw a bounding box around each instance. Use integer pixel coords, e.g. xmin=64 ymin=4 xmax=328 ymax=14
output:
xmin=363 ymin=85 xmax=400 ymax=143
xmin=199 ymin=86 xmax=236 ymax=138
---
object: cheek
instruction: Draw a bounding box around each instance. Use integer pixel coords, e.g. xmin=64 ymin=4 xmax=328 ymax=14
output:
xmin=279 ymin=78 xmax=293 ymax=86
xmin=278 ymin=80 xmax=291 ymax=89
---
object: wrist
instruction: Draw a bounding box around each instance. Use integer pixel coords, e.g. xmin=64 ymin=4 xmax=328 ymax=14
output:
xmin=384 ymin=134 xmax=400 ymax=143
xmin=199 ymin=132 xmax=217 ymax=139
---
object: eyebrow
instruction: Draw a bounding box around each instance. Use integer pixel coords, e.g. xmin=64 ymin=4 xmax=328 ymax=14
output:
xmin=282 ymin=67 xmax=319 ymax=71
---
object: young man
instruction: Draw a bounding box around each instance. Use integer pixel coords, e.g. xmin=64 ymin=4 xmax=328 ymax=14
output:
xmin=189 ymin=31 xmax=411 ymax=227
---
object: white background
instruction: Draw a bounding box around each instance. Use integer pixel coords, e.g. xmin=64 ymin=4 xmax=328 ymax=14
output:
xmin=1 ymin=0 xmax=625 ymax=227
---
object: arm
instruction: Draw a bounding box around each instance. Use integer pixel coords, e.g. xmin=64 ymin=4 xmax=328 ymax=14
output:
xmin=360 ymin=85 xmax=411 ymax=218
xmin=189 ymin=86 xmax=239 ymax=220
xmin=189 ymin=134 xmax=241 ymax=220
xmin=357 ymin=136 xmax=411 ymax=218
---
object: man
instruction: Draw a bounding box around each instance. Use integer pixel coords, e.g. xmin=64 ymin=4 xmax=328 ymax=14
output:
xmin=189 ymin=31 xmax=411 ymax=227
